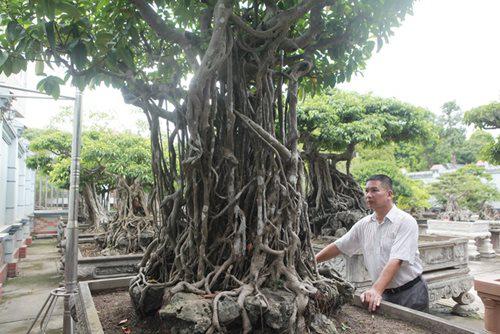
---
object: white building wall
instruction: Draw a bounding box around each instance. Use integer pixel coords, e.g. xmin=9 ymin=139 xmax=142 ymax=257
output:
xmin=1 ymin=72 xmax=35 ymax=224
xmin=0 ymin=121 xmax=9 ymax=225
xmin=16 ymin=149 xmax=25 ymax=220
xmin=24 ymin=168 xmax=35 ymax=216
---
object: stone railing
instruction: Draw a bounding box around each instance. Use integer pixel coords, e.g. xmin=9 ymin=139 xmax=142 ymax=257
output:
xmin=427 ymin=220 xmax=496 ymax=259
xmin=313 ymin=234 xmax=475 ymax=308
xmin=476 ymin=220 xmax=500 ymax=254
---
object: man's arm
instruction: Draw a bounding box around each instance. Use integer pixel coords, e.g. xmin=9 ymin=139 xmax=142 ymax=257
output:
xmin=315 ymin=243 xmax=342 ymax=263
xmin=361 ymin=258 xmax=402 ymax=311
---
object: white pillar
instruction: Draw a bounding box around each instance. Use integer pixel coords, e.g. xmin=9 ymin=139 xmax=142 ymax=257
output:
xmin=4 ymin=128 xmax=18 ymax=225
xmin=25 ymin=168 xmax=35 ymax=216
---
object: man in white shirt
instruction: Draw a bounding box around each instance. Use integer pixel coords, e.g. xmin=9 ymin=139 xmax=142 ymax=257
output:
xmin=315 ymin=174 xmax=428 ymax=312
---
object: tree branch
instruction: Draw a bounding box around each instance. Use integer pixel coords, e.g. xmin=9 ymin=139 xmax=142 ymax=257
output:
xmin=235 ymin=110 xmax=291 ymax=161
xmin=130 ymin=0 xmax=200 ymax=68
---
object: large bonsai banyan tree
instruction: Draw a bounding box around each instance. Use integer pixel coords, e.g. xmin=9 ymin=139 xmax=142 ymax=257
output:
xmin=1 ymin=0 xmax=414 ymax=331
xmin=298 ymin=89 xmax=432 ymax=236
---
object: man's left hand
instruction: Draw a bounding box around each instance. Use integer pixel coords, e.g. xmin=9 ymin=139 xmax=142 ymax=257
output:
xmin=360 ymin=287 xmax=383 ymax=312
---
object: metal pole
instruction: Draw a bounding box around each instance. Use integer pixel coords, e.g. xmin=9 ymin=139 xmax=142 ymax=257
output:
xmin=37 ymin=174 xmax=42 ymax=208
xmin=63 ymin=89 xmax=83 ymax=334
xmin=50 ymin=185 xmax=54 ymax=208
xmin=0 ymin=84 xmax=76 ymax=100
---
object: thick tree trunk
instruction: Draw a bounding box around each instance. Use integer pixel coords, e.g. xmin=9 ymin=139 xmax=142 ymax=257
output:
xmin=307 ymin=154 xmax=368 ymax=236
xmin=101 ymin=177 xmax=155 ymax=254
xmin=82 ymin=183 xmax=109 ymax=231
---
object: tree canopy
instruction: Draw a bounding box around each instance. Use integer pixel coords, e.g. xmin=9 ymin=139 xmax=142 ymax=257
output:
xmin=298 ymin=89 xmax=432 ymax=156
xmin=0 ymin=0 xmax=413 ymax=104
xmin=390 ymin=99 xmax=499 ymax=170
xmin=464 ymin=102 xmax=500 ymax=130
xmin=25 ymin=128 xmax=152 ymax=190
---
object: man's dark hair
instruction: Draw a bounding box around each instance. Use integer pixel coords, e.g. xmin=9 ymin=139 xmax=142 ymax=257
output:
xmin=366 ymin=174 xmax=393 ymax=192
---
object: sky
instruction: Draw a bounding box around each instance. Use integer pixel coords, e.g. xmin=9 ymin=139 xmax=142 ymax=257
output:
xmin=7 ymin=0 xmax=500 ymax=131
xmin=340 ymin=0 xmax=500 ymax=113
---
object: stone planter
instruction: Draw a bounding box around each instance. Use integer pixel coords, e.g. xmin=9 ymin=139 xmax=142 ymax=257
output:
xmin=417 ymin=218 xmax=428 ymax=235
xmin=477 ymin=220 xmax=500 ymax=254
xmin=427 ymin=219 xmax=496 ymax=259
xmin=75 ymin=277 xmax=133 ymax=334
xmin=58 ymin=224 xmax=144 ymax=281
xmin=58 ymin=233 xmax=97 ymax=250
xmin=474 ymin=277 xmax=500 ymax=334
xmin=59 ymin=241 xmax=143 ymax=280
xmin=314 ymin=234 xmax=475 ymax=308
xmin=77 ymin=252 xmax=143 ymax=281
xmin=75 ymin=277 xmax=476 ymax=334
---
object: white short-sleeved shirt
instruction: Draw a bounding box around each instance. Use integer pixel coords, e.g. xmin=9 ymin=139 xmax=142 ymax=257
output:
xmin=334 ymin=205 xmax=423 ymax=289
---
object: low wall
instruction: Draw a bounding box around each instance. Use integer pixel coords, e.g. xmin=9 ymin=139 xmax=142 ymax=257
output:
xmin=32 ymin=210 xmax=67 ymax=237
xmin=428 ymin=219 xmax=496 ymax=259
xmin=0 ymin=219 xmax=34 ymax=301
xmin=77 ymin=252 xmax=143 ymax=281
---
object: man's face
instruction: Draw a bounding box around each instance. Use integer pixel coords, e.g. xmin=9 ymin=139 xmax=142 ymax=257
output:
xmin=365 ymin=180 xmax=393 ymax=210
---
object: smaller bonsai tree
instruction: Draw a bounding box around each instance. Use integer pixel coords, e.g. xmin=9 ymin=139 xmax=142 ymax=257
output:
xmin=430 ymin=165 xmax=499 ymax=220
xmin=298 ymin=89 xmax=432 ymax=234
xmin=26 ymin=127 xmax=153 ymax=252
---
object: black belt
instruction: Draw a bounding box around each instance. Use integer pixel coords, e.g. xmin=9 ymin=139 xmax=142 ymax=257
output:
xmin=384 ymin=276 xmax=422 ymax=295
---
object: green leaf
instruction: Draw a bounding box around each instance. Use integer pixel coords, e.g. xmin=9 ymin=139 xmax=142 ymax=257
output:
xmin=2 ymin=58 xmax=13 ymax=76
xmin=72 ymin=74 xmax=87 ymax=91
xmin=70 ymin=41 xmax=87 ymax=69
xmin=11 ymin=57 xmax=27 ymax=74
xmin=6 ymin=21 xmax=24 ymax=42
xmin=35 ymin=60 xmax=45 ymax=75
xmin=116 ymin=47 xmax=134 ymax=70
xmin=42 ymin=0 xmax=56 ymax=20
xmin=15 ymin=37 xmax=29 ymax=52
xmin=96 ymin=0 xmax=110 ymax=12
xmin=44 ymin=21 xmax=56 ymax=50
xmin=0 ymin=51 xmax=8 ymax=67
xmin=95 ymin=31 xmax=113 ymax=50
xmin=365 ymin=40 xmax=375 ymax=53
xmin=37 ymin=75 xmax=65 ymax=99
xmin=58 ymin=2 xmax=81 ymax=19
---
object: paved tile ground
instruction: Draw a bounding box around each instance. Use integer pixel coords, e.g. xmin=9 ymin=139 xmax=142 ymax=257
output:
xmin=0 ymin=238 xmax=63 ymax=334
xmin=0 ymin=237 xmax=497 ymax=333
